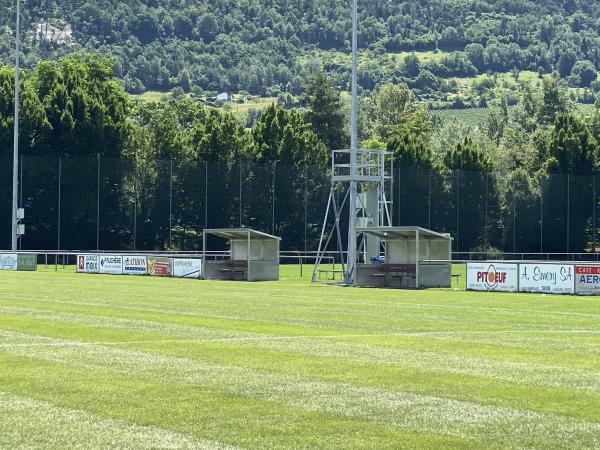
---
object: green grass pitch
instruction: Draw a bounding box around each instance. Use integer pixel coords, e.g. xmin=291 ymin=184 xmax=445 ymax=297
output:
xmin=1 ymin=265 xmax=599 ymax=449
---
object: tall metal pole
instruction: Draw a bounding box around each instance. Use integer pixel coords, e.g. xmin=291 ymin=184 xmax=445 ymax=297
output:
xmin=11 ymin=0 xmax=21 ymax=251
xmin=346 ymin=0 xmax=358 ymax=283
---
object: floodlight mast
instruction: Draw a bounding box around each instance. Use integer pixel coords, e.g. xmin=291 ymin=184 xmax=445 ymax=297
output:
xmin=346 ymin=0 xmax=358 ymax=284
xmin=11 ymin=0 xmax=20 ymax=251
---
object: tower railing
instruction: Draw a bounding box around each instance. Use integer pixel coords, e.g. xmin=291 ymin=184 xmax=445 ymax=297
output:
xmin=332 ymin=149 xmax=393 ymax=182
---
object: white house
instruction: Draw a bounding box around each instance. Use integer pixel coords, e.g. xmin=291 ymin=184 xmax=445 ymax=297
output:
xmin=216 ymin=92 xmax=234 ymax=102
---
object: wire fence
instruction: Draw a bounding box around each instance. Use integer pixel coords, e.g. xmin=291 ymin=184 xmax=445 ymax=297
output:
xmin=1 ymin=155 xmax=598 ymax=255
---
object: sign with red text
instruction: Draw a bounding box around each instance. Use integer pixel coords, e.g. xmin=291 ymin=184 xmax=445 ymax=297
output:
xmin=77 ymin=255 xmax=99 ymax=273
xmin=147 ymin=257 xmax=172 ymax=277
xmin=467 ymin=263 xmax=518 ymax=292
xmin=575 ymin=266 xmax=600 ymax=295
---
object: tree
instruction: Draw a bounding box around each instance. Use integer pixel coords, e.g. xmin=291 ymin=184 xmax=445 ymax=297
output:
xmin=178 ymin=69 xmax=192 ymax=92
xmin=543 ymin=113 xmax=598 ymax=252
xmin=570 ymin=60 xmax=598 ymax=87
xmin=370 ymin=83 xmax=423 ymax=141
xmin=252 ymin=104 xmax=327 ymax=167
xmin=558 ymin=50 xmax=578 ymax=78
xmin=444 ymin=137 xmax=499 ymax=251
xmin=415 ymin=70 xmax=440 ymax=92
xmin=305 ymin=70 xmax=347 ymax=151
xmin=546 ymin=113 xmax=597 ymax=174
xmin=249 ymin=104 xmax=328 ymax=247
xmin=387 ymin=115 xmax=433 ymax=171
xmin=485 ymin=94 xmax=509 ymax=145
xmin=444 ymin=137 xmax=492 ymax=172
xmin=403 ymin=53 xmax=421 ymax=78
xmin=537 ymin=77 xmax=570 ymax=125
xmin=503 ymin=168 xmax=541 ymax=253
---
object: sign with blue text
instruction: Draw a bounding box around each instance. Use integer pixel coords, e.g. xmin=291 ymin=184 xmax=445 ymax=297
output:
xmin=519 ymin=264 xmax=574 ymax=294
xmin=575 ymin=265 xmax=600 ymax=295
xmin=99 ymin=255 xmax=123 ymax=275
xmin=123 ymin=256 xmax=147 ymax=276
xmin=0 ymin=254 xmax=18 ymax=271
xmin=173 ymin=258 xmax=202 ymax=278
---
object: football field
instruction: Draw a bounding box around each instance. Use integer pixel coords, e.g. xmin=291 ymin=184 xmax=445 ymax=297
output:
xmin=0 ymin=266 xmax=599 ymax=449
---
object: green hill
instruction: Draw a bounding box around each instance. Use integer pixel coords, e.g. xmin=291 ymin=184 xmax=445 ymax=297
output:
xmin=1 ymin=1 xmax=600 ymax=102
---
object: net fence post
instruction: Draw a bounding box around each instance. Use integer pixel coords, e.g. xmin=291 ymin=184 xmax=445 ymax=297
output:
xmin=484 ymin=171 xmax=489 ymax=250
xmin=513 ymin=177 xmax=516 ymax=254
xmin=239 ymin=161 xmax=243 ymax=227
xmin=428 ymin=169 xmax=432 ymax=229
xmin=397 ymin=167 xmax=401 ymax=225
xmin=19 ymin=154 xmax=23 ymax=250
xmin=169 ymin=159 xmax=173 ymax=250
xmin=567 ymin=173 xmax=570 ymax=254
xmin=594 ymin=173 xmax=597 ymax=254
xmin=540 ymin=175 xmax=543 ymax=253
xmin=96 ymin=153 xmax=100 ymax=251
xmin=456 ymin=169 xmax=460 ymax=253
xmin=133 ymin=160 xmax=137 ymax=251
xmin=272 ymin=162 xmax=276 ymax=235
xmin=204 ymin=161 xmax=208 ymax=229
xmin=303 ymin=164 xmax=308 ymax=278
xmin=57 ymin=154 xmax=61 ymax=251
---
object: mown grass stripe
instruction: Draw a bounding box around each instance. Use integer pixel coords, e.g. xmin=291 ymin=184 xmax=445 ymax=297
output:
xmin=1 ymin=330 xmax=599 ymax=448
xmin=1 ymin=306 xmax=599 ymax=394
xmin=0 ymin=391 xmax=237 ymax=449
xmin=0 ymin=353 xmax=480 ymax=449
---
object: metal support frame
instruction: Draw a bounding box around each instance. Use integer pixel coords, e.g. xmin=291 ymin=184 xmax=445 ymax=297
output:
xmin=312 ymin=149 xmax=393 ymax=284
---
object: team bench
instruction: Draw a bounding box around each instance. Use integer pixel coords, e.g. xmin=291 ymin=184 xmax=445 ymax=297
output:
xmin=370 ymin=264 xmax=417 ymax=288
xmin=219 ymin=260 xmax=248 ymax=280
xmin=317 ymin=269 xmax=345 ymax=281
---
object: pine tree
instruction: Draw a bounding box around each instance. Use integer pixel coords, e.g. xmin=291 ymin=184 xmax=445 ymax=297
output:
xmin=305 ymin=70 xmax=347 ymax=151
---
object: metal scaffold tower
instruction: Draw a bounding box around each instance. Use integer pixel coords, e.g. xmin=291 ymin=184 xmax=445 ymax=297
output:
xmin=312 ymin=149 xmax=394 ymax=284
xmin=312 ymin=0 xmax=394 ymax=284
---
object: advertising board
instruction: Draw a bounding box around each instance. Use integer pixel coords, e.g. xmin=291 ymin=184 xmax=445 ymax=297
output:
xmin=99 ymin=255 xmax=123 ymax=275
xmin=0 ymin=253 xmax=18 ymax=271
xmin=77 ymin=255 xmax=99 ymax=273
xmin=467 ymin=263 xmax=519 ymax=292
xmin=148 ymin=257 xmax=173 ymax=277
xmin=575 ymin=265 xmax=600 ymax=295
xmin=17 ymin=254 xmax=37 ymax=271
xmin=123 ymin=255 xmax=147 ymax=276
xmin=519 ymin=264 xmax=574 ymax=294
xmin=173 ymin=258 xmax=202 ymax=278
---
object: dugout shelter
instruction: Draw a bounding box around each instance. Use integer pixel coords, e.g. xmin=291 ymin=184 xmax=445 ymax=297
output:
xmin=202 ymin=228 xmax=280 ymax=281
xmin=354 ymin=226 xmax=452 ymax=289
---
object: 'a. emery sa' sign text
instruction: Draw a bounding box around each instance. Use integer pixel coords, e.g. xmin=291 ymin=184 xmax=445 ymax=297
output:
xmin=519 ymin=264 xmax=574 ymax=294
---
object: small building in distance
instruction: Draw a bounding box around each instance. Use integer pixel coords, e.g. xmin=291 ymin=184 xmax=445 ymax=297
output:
xmin=216 ymin=92 xmax=234 ymax=102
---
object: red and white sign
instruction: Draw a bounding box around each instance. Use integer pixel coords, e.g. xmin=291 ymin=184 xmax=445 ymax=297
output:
xmin=77 ymin=255 xmax=99 ymax=273
xmin=575 ymin=265 xmax=600 ymax=295
xmin=147 ymin=257 xmax=172 ymax=277
xmin=467 ymin=263 xmax=519 ymax=292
